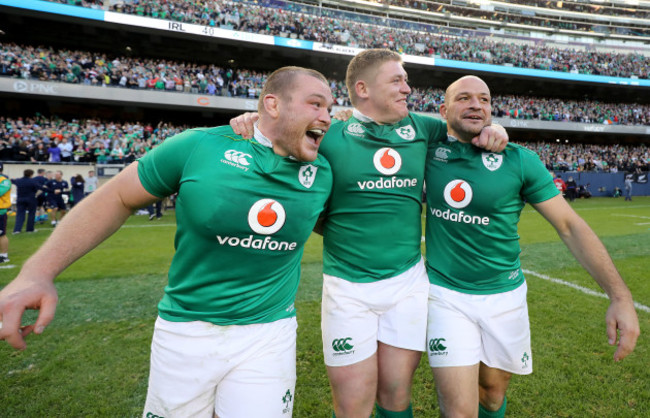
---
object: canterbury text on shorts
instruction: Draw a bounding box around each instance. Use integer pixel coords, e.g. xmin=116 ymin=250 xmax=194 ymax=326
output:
xmin=322 ymin=258 xmax=429 ymax=367
xmin=426 ymin=281 xmax=532 ymax=375
xmin=143 ymin=316 xmax=297 ymax=418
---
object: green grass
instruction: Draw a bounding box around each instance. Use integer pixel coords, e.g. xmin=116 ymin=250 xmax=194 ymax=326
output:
xmin=1 ymin=197 xmax=649 ymax=417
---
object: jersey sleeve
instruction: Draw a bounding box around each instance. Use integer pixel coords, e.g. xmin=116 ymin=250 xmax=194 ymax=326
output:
xmin=137 ymin=129 xmax=203 ymax=198
xmin=415 ymin=113 xmax=447 ymax=151
xmin=519 ymin=147 xmax=560 ymax=204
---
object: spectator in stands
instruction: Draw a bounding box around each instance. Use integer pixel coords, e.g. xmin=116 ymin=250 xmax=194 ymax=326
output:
xmin=94 ymin=143 xmax=109 ymax=164
xmin=48 ymin=141 xmax=61 ymax=162
xmin=31 ymin=142 xmax=49 ymax=162
xmin=58 ymin=137 xmax=73 ymax=162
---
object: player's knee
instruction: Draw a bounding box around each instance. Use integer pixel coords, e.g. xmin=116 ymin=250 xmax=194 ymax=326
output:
xmin=377 ymin=382 xmax=411 ymax=410
xmin=438 ymin=399 xmax=477 ymax=418
xmin=478 ymin=385 xmax=506 ymax=412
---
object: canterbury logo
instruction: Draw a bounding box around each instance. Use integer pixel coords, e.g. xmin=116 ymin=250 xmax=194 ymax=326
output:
xmin=429 ymin=338 xmax=447 ymax=352
xmin=224 ymin=150 xmax=251 ymax=165
xmin=332 ymin=338 xmax=354 ymax=352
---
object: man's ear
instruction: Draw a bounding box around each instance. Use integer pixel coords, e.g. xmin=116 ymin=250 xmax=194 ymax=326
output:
xmin=262 ymin=94 xmax=280 ymax=118
xmin=355 ymin=80 xmax=369 ymax=100
xmin=440 ymin=103 xmax=448 ymax=120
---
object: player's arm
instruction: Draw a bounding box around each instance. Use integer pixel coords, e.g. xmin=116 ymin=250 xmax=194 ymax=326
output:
xmin=532 ymin=195 xmax=640 ymax=362
xmin=471 ymin=123 xmax=508 ymax=153
xmin=0 ymin=162 xmax=158 ymax=350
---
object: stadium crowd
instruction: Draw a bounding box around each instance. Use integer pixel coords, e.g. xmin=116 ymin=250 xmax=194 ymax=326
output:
xmin=0 ymin=115 xmax=647 ymax=173
xmin=0 ymin=115 xmax=188 ymax=164
xmin=519 ymin=141 xmax=649 ymax=174
xmin=43 ymin=0 xmax=650 ymax=78
xmin=382 ymin=0 xmax=649 ymax=32
xmin=3 ymin=42 xmax=650 ymax=126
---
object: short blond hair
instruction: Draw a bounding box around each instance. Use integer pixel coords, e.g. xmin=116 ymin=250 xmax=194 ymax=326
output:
xmin=258 ymin=66 xmax=328 ymax=113
xmin=345 ymin=49 xmax=402 ymax=107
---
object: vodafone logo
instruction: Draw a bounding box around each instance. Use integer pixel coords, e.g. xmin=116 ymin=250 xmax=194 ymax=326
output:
xmin=443 ymin=180 xmax=473 ymax=209
xmin=373 ymin=148 xmax=401 ymax=175
xmin=247 ymin=199 xmax=286 ymax=235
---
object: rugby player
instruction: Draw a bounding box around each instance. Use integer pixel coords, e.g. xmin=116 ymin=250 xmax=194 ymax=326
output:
xmin=0 ymin=66 xmax=334 ymax=418
xmin=424 ymin=75 xmax=639 ymax=418
xmin=231 ymin=50 xmax=509 ymax=418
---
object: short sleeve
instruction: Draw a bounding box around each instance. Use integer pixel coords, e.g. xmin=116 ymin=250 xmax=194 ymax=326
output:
xmin=520 ymin=148 xmax=560 ymax=204
xmin=137 ymin=129 xmax=203 ymax=198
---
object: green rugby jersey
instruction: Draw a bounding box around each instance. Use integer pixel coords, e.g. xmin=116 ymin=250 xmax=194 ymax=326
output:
xmin=319 ymin=111 xmax=446 ymax=282
xmin=425 ymin=138 xmax=559 ymax=294
xmin=138 ymin=126 xmax=332 ymax=324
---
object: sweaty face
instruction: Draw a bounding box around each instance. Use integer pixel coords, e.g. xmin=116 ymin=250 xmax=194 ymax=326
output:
xmin=274 ymin=74 xmax=333 ymax=162
xmin=441 ymin=77 xmax=492 ymax=142
xmin=365 ymin=60 xmax=411 ymax=124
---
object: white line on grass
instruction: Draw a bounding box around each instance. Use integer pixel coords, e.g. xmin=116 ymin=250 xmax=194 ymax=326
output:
xmin=0 ymin=264 xmax=17 ymax=269
xmin=523 ymin=269 xmax=650 ymax=314
xmin=612 ymin=214 xmax=650 ymax=220
xmin=521 ymin=204 xmax=650 ymax=213
xmin=121 ymin=223 xmax=176 ymax=228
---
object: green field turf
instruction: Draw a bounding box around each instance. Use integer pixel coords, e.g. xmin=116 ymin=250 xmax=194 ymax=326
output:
xmin=1 ymin=197 xmax=648 ymax=417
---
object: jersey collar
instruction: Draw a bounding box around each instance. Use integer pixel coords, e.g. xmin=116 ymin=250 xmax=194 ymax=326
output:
xmin=352 ymin=109 xmax=376 ymax=123
xmin=253 ymin=122 xmax=272 ymax=148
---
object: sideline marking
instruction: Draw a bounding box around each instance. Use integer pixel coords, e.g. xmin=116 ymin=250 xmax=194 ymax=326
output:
xmin=121 ymin=223 xmax=176 ymax=228
xmin=523 ymin=269 xmax=650 ymax=313
xmin=522 ymin=204 xmax=650 ymax=213
xmin=612 ymin=214 xmax=650 ymax=220
xmin=0 ymin=264 xmax=17 ymax=269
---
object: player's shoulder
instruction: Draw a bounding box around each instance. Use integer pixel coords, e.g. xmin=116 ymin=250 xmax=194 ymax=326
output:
xmin=504 ymin=143 xmax=540 ymax=158
xmin=310 ymin=153 xmax=332 ymax=171
xmin=408 ymin=112 xmax=445 ymax=127
xmin=167 ymin=126 xmax=252 ymax=149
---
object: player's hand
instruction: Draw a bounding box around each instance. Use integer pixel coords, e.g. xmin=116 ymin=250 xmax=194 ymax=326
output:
xmin=55 ymin=190 xmax=61 ymax=194
xmin=0 ymin=278 xmax=58 ymax=350
xmin=230 ymin=112 xmax=259 ymax=139
xmin=606 ymin=298 xmax=640 ymax=362
xmin=333 ymin=109 xmax=353 ymax=121
xmin=471 ymin=124 xmax=508 ymax=152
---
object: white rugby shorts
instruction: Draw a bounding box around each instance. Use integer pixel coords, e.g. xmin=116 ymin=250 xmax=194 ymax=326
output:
xmin=321 ymin=258 xmax=429 ymax=367
xmin=426 ymin=282 xmax=533 ymax=375
xmin=143 ymin=316 xmax=297 ymax=418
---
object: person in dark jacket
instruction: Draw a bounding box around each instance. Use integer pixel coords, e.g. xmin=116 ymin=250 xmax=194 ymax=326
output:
xmin=12 ymin=169 xmax=40 ymax=233
xmin=69 ymin=174 xmax=85 ymax=208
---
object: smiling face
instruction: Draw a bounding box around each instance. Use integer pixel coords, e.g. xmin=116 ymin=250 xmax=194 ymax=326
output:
xmin=441 ymin=76 xmax=493 ymax=142
xmin=259 ymin=70 xmax=333 ymax=162
xmin=363 ymin=60 xmax=411 ymax=124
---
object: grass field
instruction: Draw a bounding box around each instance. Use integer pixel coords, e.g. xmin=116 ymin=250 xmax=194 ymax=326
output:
xmin=1 ymin=197 xmax=649 ymax=417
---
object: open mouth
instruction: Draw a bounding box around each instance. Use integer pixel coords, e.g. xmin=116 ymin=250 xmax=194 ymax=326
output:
xmin=306 ymin=128 xmax=326 ymax=143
